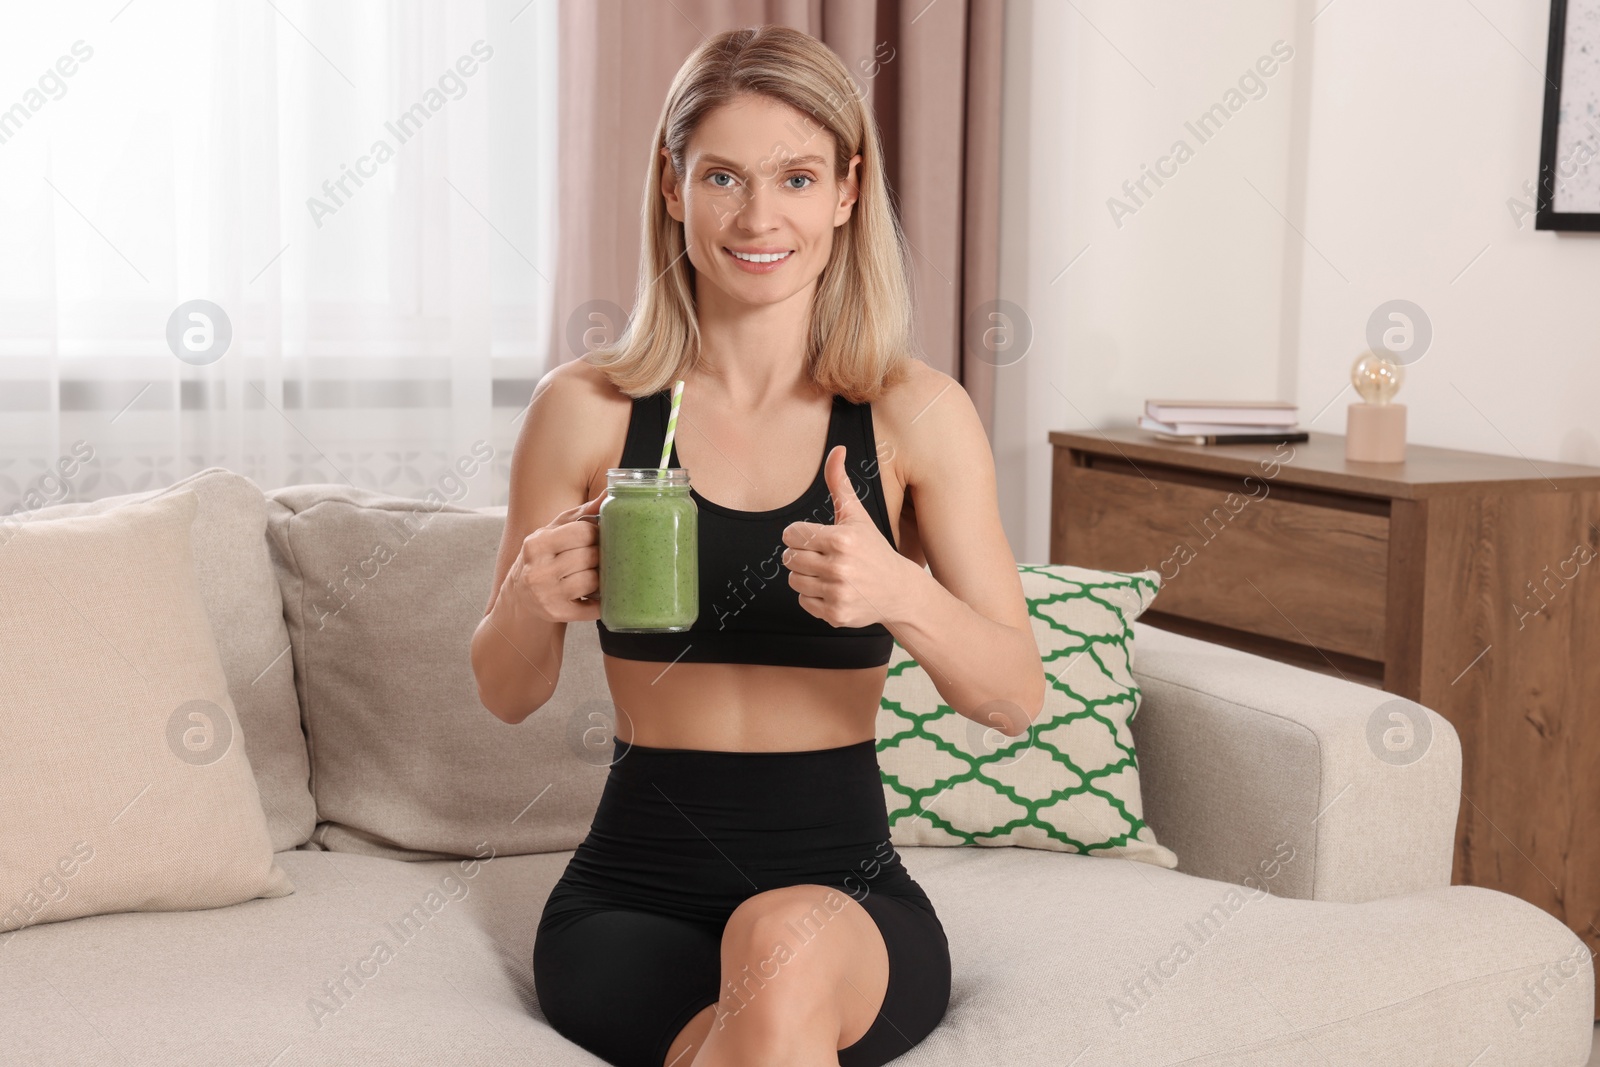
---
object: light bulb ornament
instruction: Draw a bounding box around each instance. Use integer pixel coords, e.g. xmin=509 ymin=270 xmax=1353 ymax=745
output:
xmin=1345 ymin=350 xmax=1407 ymax=463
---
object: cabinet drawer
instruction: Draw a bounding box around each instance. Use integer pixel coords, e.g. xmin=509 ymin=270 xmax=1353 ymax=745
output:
xmin=1057 ymin=463 xmax=1390 ymax=661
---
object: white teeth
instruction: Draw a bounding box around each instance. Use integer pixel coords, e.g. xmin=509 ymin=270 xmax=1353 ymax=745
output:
xmin=729 ymin=249 xmax=791 ymax=263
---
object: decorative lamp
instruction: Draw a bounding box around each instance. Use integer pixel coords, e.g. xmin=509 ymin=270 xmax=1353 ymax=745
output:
xmin=1345 ymin=351 xmax=1406 ymax=463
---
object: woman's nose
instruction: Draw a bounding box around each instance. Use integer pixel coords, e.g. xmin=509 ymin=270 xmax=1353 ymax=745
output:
xmin=732 ymin=176 xmax=781 ymax=230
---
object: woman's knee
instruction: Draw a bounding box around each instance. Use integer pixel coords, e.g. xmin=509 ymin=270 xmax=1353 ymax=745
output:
xmin=723 ymin=885 xmax=857 ymax=971
xmin=715 ymin=885 xmax=884 ymax=1039
xmin=722 ymin=889 xmax=844 ymax=987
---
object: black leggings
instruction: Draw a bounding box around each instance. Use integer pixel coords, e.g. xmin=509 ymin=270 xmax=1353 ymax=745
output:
xmin=533 ymin=737 xmax=951 ymax=1067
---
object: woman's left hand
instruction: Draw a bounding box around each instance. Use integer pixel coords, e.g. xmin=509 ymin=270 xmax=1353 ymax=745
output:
xmin=781 ymin=445 xmax=915 ymax=629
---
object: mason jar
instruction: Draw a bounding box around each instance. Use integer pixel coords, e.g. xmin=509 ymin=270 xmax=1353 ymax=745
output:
xmin=589 ymin=467 xmax=697 ymax=632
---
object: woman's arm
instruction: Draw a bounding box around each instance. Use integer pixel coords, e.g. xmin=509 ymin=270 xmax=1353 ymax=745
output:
xmin=877 ymin=370 xmax=1046 ymax=737
xmin=472 ymin=363 xmax=601 ymax=724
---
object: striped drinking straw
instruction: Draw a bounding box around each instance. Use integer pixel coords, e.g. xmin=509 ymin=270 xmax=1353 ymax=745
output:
xmin=659 ymin=378 xmax=685 ymax=473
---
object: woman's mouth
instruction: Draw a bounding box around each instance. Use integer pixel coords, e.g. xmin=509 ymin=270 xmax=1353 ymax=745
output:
xmin=723 ymin=247 xmax=794 ymax=273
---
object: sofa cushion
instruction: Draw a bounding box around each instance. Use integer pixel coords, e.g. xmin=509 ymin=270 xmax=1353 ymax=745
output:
xmin=0 ymin=847 xmax=1589 ymax=1065
xmin=15 ymin=466 xmax=315 ymax=851
xmin=879 ymin=563 xmax=1176 ymax=867
xmin=0 ymin=489 xmax=294 ymax=935
xmin=264 ymin=483 xmax=610 ymax=860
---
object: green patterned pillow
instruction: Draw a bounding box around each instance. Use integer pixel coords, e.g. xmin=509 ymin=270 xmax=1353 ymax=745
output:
xmin=876 ymin=563 xmax=1177 ymax=868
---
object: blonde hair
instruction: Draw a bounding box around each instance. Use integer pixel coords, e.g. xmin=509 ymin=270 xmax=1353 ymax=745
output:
xmin=584 ymin=24 xmax=915 ymax=405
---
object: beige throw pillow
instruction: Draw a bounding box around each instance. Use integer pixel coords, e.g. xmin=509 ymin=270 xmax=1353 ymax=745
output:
xmin=19 ymin=467 xmax=315 ymax=852
xmin=0 ymin=489 xmax=293 ymax=935
xmin=264 ymin=483 xmax=612 ymax=861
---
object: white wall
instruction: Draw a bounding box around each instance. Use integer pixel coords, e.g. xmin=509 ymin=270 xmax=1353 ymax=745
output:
xmin=1294 ymin=0 xmax=1600 ymax=463
xmin=998 ymin=0 xmax=1600 ymax=565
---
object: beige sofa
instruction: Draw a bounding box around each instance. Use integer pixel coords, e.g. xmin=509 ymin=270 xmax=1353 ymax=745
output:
xmin=4 ymin=467 xmax=1593 ymax=1066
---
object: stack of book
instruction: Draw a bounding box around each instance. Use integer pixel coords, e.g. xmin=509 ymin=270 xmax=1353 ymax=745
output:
xmin=1138 ymin=399 xmax=1306 ymax=445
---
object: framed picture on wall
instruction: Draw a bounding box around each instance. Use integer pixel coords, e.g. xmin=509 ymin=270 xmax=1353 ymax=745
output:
xmin=1538 ymin=0 xmax=1600 ymax=230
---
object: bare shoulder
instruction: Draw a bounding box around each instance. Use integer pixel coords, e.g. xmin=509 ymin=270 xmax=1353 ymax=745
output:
xmin=871 ymin=363 xmax=1028 ymax=644
xmin=871 ymin=360 xmax=990 ymax=491
xmin=486 ymin=359 xmax=632 ymax=617
xmin=523 ymin=358 xmax=634 ymax=495
xmin=541 ymin=355 xmax=631 ymax=412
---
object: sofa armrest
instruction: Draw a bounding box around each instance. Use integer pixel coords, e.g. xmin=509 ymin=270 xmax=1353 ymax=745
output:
xmin=1127 ymin=620 xmax=1461 ymax=903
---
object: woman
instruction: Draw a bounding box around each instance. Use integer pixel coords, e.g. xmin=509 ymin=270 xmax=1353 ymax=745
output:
xmin=472 ymin=24 xmax=1046 ymax=1067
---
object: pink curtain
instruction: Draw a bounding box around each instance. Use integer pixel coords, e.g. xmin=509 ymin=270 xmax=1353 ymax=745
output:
xmin=551 ymin=0 xmax=1004 ymax=434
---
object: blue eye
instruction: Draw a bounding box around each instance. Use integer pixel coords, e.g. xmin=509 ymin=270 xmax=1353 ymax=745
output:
xmin=786 ymin=174 xmax=814 ymax=190
xmin=709 ymin=172 xmax=734 ymax=188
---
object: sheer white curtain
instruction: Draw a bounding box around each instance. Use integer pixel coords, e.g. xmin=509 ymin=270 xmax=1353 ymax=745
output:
xmin=0 ymin=0 xmax=557 ymax=512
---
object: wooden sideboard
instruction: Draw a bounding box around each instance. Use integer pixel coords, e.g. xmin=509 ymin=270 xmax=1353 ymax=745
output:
xmin=1050 ymin=427 xmax=1600 ymax=1011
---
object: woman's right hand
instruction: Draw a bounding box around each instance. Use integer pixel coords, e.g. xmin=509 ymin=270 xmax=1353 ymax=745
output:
xmin=500 ymin=492 xmax=604 ymax=623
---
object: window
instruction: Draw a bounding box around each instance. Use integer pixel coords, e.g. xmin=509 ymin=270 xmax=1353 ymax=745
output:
xmin=0 ymin=0 xmax=557 ymax=509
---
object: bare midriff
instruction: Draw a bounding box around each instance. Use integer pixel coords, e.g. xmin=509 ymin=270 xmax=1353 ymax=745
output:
xmin=600 ymin=656 xmax=890 ymax=751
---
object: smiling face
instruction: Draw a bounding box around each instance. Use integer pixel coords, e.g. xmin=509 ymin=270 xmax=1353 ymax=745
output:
xmin=661 ymin=92 xmax=861 ymax=310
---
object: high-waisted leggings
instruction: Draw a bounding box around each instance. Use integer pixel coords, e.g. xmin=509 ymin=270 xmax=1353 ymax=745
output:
xmin=532 ymin=737 xmax=951 ymax=1067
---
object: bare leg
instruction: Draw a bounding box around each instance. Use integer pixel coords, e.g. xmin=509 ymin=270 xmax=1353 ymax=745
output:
xmin=663 ymin=1003 xmax=716 ymax=1067
xmin=686 ymin=885 xmax=889 ymax=1067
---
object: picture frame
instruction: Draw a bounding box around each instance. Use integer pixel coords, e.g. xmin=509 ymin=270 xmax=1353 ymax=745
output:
xmin=1537 ymin=0 xmax=1600 ymax=230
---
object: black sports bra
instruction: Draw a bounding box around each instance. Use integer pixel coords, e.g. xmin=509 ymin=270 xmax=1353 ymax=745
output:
xmin=595 ymin=387 xmax=900 ymax=669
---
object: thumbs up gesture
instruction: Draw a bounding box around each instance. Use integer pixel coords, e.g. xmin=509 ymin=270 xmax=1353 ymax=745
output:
xmin=781 ymin=444 xmax=909 ymax=629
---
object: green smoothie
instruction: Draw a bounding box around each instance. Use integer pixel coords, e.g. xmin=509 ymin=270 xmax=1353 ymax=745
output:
xmin=598 ymin=473 xmax=697 ymax=632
